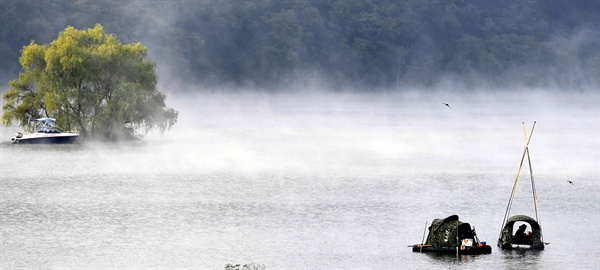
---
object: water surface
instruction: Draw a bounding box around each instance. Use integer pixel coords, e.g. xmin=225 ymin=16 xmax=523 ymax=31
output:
xmin=1 ymin=90 xmax=598 ymax=269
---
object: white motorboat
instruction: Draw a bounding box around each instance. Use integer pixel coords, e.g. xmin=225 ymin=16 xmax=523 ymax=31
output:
xmin=11 ymin=117 xmax=79 ymax=144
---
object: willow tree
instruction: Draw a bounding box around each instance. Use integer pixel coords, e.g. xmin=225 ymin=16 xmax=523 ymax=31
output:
xmin=1 ymin=24 xmax=178 ymax=140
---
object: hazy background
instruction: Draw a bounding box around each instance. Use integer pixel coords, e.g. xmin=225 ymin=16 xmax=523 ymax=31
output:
xmin=1 ymin=0 xmax=599 ymax=90
xmin=1 ymin=0 xmax=599 ymax=269
xmin=145 ymin=88 xmax=598 ymax=176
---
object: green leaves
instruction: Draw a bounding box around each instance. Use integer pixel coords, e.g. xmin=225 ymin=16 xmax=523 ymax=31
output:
xmin=2 ymin=24 xmax=178 ymax=141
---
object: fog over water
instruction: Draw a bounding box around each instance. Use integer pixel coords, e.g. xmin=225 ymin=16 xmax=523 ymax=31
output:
xmin=147 ymin=88 xmax=598 ymax=176
xmin=1 ymin=88 xmax=599 ymax=269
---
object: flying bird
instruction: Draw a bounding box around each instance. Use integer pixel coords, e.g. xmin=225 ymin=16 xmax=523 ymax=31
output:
xmin=442 ymin=103 xmax=451 ymax=109
xmin=567 ymin=180 xmax=573 ymax=185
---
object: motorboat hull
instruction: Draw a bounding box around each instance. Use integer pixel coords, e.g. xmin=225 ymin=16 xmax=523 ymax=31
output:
xmin=11 ymin=133 xmax=79 ymax=144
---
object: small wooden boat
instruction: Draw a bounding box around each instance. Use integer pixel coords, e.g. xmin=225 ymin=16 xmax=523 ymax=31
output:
xmin=498 ymin=215 xmax=545 ymax=250
xmin=411 ymin=215 xmax=492 ymax=255
xmin=497 ymin=122 xmax=546 ymax=250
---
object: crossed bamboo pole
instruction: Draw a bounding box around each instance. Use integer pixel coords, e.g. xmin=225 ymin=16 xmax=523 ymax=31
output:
xmin=498 ymin=121 xmax=542 ymax=242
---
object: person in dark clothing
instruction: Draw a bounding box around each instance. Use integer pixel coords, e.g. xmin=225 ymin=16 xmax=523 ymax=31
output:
xmin=513 ymin=224 xmax=527 ymax=244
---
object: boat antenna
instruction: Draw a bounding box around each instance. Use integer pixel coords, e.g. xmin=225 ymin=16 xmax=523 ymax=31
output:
xmin=498 ymin=121 xmax=536 ymax=241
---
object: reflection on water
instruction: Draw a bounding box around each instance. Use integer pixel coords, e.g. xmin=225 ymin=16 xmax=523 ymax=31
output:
xmin=1 ymin=91 xmax=598 ymax=269
xmin=497 ymin=250 xmax=544 ymax=269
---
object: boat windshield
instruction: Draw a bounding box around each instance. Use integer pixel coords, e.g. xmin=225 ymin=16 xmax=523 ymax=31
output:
xmin=35 ymin=118 xmax=60 ymax=133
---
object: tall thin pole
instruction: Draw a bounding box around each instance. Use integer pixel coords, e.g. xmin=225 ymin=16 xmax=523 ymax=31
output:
xmin=456 ymin=221 xmax=459 ymax=258
xmin=420 ymin=221 xmax=428 ymax=253
xmin=525 ymin=122 xmax=543 ymax=242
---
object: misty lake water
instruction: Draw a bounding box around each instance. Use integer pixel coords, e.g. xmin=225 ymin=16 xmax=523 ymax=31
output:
xmin=1 ymin=90 xmax=598 ymax=269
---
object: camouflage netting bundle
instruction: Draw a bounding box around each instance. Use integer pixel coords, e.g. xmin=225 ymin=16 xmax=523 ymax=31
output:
xmin=425 ymin=215 xmax=476 ymax=247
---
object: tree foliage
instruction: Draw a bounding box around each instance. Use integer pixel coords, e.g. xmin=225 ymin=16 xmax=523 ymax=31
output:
xmin=2 ymin=24 xmax=178 ymax=140
xmin=0 ymin=0 xmax=598 ymax=89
